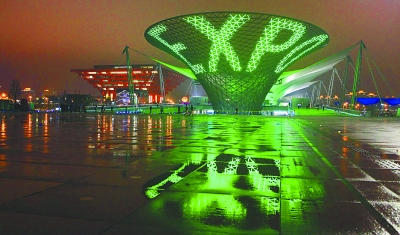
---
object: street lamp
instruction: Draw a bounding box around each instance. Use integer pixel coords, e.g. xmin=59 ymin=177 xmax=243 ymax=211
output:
xmin=45 ymin=97 xmax=49 ymax=110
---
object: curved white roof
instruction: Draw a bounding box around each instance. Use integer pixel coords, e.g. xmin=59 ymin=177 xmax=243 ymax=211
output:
xmin=266 ymin=43 xmax=358 ymax=104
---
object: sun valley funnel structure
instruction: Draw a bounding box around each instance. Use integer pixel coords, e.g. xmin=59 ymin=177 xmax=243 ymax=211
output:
xmin=145 ymin=12 xmax=329 ymax=112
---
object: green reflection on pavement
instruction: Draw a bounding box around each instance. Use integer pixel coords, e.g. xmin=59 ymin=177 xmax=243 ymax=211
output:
xmin=145 ymin=162 xmax=188 ymax=199
xmin=143 ymin=153 xmax=282 ymax=226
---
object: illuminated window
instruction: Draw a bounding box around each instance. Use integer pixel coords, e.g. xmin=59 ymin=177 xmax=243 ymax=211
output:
xmin=110 ymin=71 xmax=128 ymax=74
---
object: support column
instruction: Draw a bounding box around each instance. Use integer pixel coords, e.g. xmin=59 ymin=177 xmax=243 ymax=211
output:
xmin=123 ymin=46 xmax=134 ymax=106
xmin=158 ymin=63 xmax=165 ymax=105
xmin=351 ymin=41 xmax=365 ymax=107
xmin=340 ymin=56 xmax=351 ymax=109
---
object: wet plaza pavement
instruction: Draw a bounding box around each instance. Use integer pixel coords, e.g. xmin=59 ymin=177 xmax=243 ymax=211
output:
xmin=0 ymin=112 xmax=399 ymax=234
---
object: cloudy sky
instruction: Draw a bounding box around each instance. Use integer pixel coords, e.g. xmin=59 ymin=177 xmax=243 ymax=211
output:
xmin=1 ymin=0 xmax=399 ymax=97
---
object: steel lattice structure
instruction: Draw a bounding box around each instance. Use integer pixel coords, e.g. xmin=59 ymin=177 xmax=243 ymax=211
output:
xmin=145 ymin=12 xmax=329 ymax=112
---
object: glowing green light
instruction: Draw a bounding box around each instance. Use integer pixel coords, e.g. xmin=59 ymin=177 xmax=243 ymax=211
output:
xmin=260 ymin=197 xmax=280 ymax=215
xmin=207 ymin=160 xmax=218 ymax=173
xmin=182 ymin=193 xmax=247 ymax=221
xmin=275 ymin=34 xmax=329 ymax=73
xmin=274 ymin=159 xmax=281 ymax=170
xmin=247 ymin=17 xmax=306 ymax=72
xmin=223 ymin=157 xmax=240 ymax=174
xmin=249 ymin=173 xmax=280 ymax=192
xmin=146 ymin=12 xmax=329 ymax=112
xmin=184 ymin=14 xmax=250 ymax=72
xmin=244 ymin=156 xmax=280 ymax=192
xmin=169 ymin=174 xmax=183 ymax=183
xmin=144 ymin=162 xmax=188 ymax=199
xmin=266 ymin=176 xmax=280 ymax=187
xmin=204 ymin=170 xmax=236 ymax=190
xmin=145 ymin=189 xmax=160 ymax=199
xmin=245 ymin=156 xmax=259 ymax=175
xmin=190 ymin=153 xmax=203 ymax=165
xmin=147 ymin=24 xmax=205 ymax=74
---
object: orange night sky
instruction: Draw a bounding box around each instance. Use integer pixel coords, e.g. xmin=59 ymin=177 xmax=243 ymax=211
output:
xmin=1 ymin=0 xmax=399 ymax=97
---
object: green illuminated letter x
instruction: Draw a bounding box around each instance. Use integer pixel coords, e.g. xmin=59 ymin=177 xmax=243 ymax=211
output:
xmin=185 ymin=14 xmax=250 ymax=72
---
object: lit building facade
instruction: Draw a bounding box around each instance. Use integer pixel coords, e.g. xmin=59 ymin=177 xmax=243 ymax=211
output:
xmin=145 ymin=12 xmax=329 ymax=112
xmin=21 ymin=88 xmax=35 ymax=101
xmin=71 ymin=64 xmax=188 ymax=104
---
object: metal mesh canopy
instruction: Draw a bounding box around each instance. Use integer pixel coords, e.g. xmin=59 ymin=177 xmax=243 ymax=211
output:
xmin=145 ymin=12 xmax=329 ymax=112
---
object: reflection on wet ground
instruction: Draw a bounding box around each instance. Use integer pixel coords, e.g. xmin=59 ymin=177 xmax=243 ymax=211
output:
xmin=0 ymin=113 xmax=399 ymax=234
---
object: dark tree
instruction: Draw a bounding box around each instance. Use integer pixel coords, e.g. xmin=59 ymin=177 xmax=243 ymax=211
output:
xmin=9 ymin=80 xmax=21 ymax=111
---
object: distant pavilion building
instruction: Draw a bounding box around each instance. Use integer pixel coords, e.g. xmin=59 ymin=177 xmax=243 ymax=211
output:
xmin=71 ymin=64 xmax=189 ymax=104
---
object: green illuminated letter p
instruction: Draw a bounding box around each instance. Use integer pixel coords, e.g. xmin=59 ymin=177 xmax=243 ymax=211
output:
xmin=246 ymin=18 xmax=306 ymax=72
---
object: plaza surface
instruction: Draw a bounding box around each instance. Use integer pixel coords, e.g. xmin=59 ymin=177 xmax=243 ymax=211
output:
xmin=0 ymin=111 xmax=399 ymax=234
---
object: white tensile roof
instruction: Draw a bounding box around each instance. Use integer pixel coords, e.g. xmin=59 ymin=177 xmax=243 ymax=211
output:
xmin=266 ymin=43 xmax=358 ymax=105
